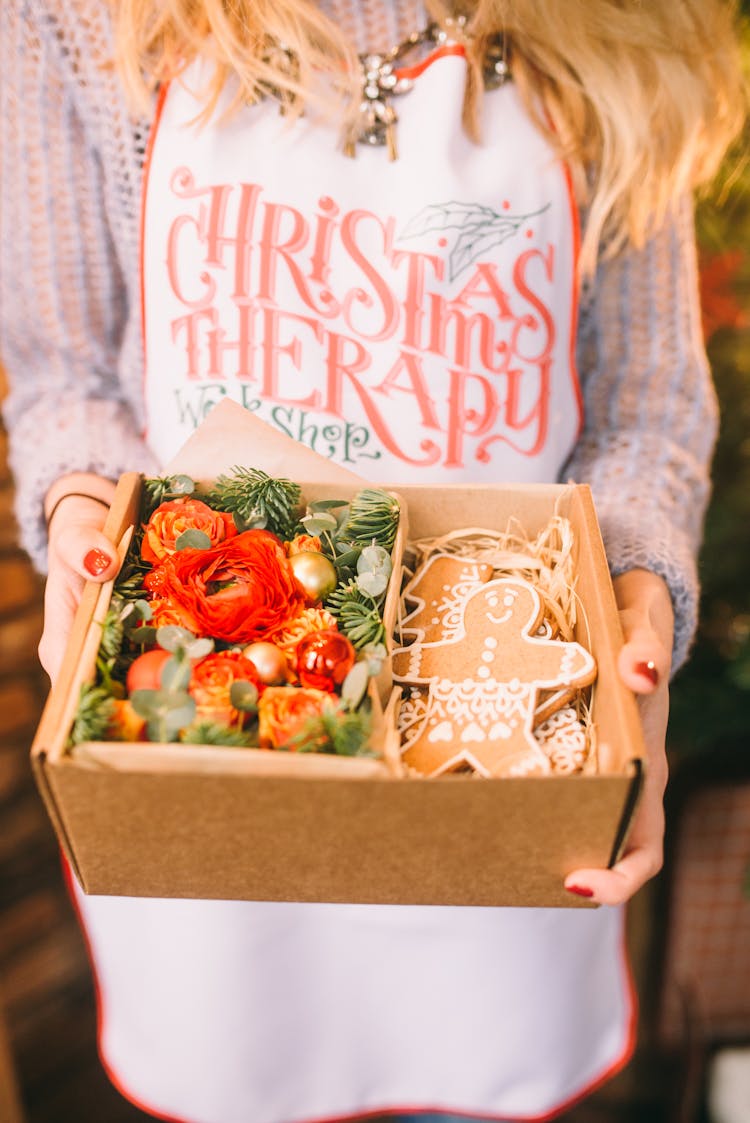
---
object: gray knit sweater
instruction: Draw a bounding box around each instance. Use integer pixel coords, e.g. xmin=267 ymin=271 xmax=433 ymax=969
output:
xmin=0 ymin=0 xmax=718 ymax=671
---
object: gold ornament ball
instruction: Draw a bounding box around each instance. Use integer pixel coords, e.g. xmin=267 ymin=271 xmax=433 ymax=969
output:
xmin=242 ymin=642 xmax=288 ymax=685
xmin=289 ymin=551 xmax=338 ymax=604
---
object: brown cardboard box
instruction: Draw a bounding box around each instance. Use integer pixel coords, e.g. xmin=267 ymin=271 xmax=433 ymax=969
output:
xmin=31 ymin=403 xmax=645 ymax=908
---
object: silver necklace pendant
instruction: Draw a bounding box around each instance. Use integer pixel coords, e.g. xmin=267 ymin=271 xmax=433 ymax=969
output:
xmin=344 ymin=52 xmax=415 ymax=160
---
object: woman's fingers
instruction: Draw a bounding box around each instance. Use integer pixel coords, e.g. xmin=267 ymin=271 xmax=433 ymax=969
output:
xmin=563 ymin=569 xmax=672 ymax=905
xmin=40 ymin=500 xmax=117 ymax=683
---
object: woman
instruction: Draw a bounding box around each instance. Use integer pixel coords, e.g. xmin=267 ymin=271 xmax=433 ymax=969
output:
xmin=1 ymin=1 xmax=745 ymax=1121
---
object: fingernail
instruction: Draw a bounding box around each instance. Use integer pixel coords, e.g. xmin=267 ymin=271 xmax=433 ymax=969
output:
xmin=566 ymin=885 xmax=594 ymax=898
xmin=84 ymin=548 xmax=112 ymax=576
xmin=636 ymin=660 xmax=659 ymax=686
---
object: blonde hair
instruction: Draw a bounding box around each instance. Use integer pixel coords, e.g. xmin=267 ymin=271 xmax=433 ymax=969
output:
xmin=111 ymin=0 xmax=747 ymax=273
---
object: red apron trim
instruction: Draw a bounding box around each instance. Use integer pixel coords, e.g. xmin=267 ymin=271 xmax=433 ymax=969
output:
xmin=62 ymin=853 xmax=636 ymax=1123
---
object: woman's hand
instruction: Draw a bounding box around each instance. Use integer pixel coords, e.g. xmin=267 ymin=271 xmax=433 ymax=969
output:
xmin=40 ymin=477 xmax=118 ymax=684
xmin=564 ymin=568 xmax=673 ymax=906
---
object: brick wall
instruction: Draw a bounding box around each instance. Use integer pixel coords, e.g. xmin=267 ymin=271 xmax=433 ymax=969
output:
xmin=0 ymin=375 xmax=46 ymax=759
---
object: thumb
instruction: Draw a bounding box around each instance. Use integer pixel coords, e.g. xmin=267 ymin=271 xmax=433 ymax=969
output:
xmin=52 ymin=522 xmax=120 ymax=582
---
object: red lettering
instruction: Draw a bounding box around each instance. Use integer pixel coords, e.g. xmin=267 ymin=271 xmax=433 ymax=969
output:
xmin=258 ymin=202 xmax=332 ymax=316
xmin=511 ymin=246 xmax=556 ymax=365
xmin=260 ymin=307 xmax=323 ymax=407
xmin=372 ymin=351 xmax=441 ymax=430
xmin=390 ymin=247 xmax=443 ymax=349
xmin=444 ymin=369 xmax=498 ymax=468
xmin=452 ymin=263 xmax=515 ymax=319
xmin=324 ymin=331 xmax=441 ymax=467
xmin=340 ymin=211 xmax=399 ymax=341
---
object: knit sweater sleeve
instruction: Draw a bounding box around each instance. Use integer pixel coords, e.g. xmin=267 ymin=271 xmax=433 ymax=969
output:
xmin=564 ymin=196 xmax=717 ymax=674
xmin=0 ymin=0 xmax=158 ymax=573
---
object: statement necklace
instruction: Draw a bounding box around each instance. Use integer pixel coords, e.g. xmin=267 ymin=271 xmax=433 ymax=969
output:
xmin=262 ymin=16 xmax=510 ymax=162
xmin=343 ymin=15 xmax=510 ymax=160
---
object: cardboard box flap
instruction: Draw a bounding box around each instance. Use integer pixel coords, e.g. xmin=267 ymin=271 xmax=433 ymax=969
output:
xmin=165 ymin=399 xmax=364 ymax=486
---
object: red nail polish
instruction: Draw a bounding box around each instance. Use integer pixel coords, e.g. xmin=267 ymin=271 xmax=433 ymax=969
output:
xmin=84 ymin=548 xmax=112 ymax=576
xmin=566 ymin=885 xmax=594 ymax=898
xmin=636 ymin=660 xmax=659 ymax=686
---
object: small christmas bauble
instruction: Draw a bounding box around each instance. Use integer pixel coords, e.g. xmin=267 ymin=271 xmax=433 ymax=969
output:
xmin=296 ymin=630 xmax=356 ymax=692
xmin=289 ymin=551 xmax=338 ymax=604
xmin=242 ymin=641 xmax=288 ymax=685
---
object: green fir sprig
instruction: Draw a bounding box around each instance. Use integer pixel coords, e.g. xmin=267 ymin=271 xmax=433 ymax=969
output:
xmin=69 ymin=683 xmax=117 ymax=746
xmin=206 ymin=467 xmax=301 ymax=539
xmin=282 ymin=705 xmax=374 ymax=757
xmin=326 ymin=580 xmax=386 ymax=649
xmin=180 ymin=722 xmax=256 ymax=748
xmin=343 ymin=488 xmax=400 ymax=551
xmin=141 ymin=474 xmax=196 ymax=521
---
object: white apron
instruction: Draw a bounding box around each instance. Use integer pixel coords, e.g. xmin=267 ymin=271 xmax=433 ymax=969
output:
xmin=72 ymin=45 xmax=635 ymax=1123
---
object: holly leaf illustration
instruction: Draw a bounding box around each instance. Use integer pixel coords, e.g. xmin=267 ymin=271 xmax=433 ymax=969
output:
xmin=399 ymin=201 xmax=550 ymax=282
xmin=400 ymin=200 xmax=501 ymax=240
xmin=448 ymin=217 xmax=527 ymax=281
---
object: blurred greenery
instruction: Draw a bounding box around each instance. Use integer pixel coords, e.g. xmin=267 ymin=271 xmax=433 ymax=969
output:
xmin=668 ymin=21 xmax=750 ymax=754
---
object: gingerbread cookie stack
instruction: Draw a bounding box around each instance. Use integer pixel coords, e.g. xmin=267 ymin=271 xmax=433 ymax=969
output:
xmin=393 ymin=524 xmax=597 ymax=778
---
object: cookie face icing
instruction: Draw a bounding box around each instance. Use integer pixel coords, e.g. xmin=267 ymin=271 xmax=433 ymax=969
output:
xmin=392 ymin=576 xmax=597 ymax=778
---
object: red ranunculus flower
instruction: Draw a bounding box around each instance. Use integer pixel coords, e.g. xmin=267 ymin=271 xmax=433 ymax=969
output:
xmin=141 ymin=497 xmax=237 ymax=564
xmin=143 ymin=529 xmax=303 ymax=643
xmin=189 ymin=650 xmax=263 ymax=726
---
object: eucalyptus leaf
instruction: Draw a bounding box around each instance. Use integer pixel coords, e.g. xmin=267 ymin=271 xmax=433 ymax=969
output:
xmin=308 ymin=499 xmax=348 ymax=512
xmin=163 ymin=697 xmax=197 ymax=739
xmin=130 ymin=688 xmax=161 ymax=720
xmin=175 ymin=528 xmax=212 ymax=551
xmin=230 ymin=680 xmax=259 ymax=712
xmin=161 ymin=655 xmax=192 ymax=692
xmin=357 ymin=544 xmax=392 ymax=576
xmin=341 ymin=661 xmax=370 ymax=709
xmin=356 ymin=571 xmax=388 ymax=598
xmin=301 ymin=513 xmax=339 ymax=534
xmin=333 ymin=547 xmax=360 ymax=568
xmin=172 ymin=475 xmax=196 ymax=495
xmin=157 ymin=625 xmax=197 ymax=652
xmin=185 ymin=637 xmax=214 ymax=661
xmin=130 ymin=625 xmax=158 ymax=646
xmin=133 ymin=599 xmax=153 ymax=621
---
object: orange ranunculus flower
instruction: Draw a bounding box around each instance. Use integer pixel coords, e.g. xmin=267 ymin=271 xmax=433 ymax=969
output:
xmin=287 ymin=534 xmax=322 ymax=556
xmin=143 ymin=529 xmax=303 ymax=644
xmin=258 ymin=686 xmax=333 ymax=748
xmin=189 ymin=650 xmax=263 ymax=726
xmin=141 ymin=497 xmax=237 ymax=564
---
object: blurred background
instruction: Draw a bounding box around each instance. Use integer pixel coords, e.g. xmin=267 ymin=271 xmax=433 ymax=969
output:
xmin=1 ymin=23 xmax=749 ymax=1123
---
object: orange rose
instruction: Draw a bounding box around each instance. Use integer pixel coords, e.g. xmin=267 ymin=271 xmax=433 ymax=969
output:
xmin=143 ymin=529 xmax=303 ymax=644
xmin=147 ymin=598 xmax=186 ymax=629
xmin=141 ymin=497 xmax=237 ymax=564
xmin=258 ymin=686 xmax=333 ymax=748
xmin=189 ymin=650 xmax=263 ymax=726
xmin=272 ymin=607 xmax=339 ymax=679
xmin=107 ymin=699 xmax=146 ymax=742
xmin=287 ymin=534 xmax=322 ymax=556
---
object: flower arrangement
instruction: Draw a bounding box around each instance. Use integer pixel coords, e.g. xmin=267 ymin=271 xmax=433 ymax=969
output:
xmin=70 ymin=469 xmax=400 ymax=758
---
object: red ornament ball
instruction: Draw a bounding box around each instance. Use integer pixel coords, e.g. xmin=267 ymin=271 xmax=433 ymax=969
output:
xmin=296 ymin=629 xmax=356 ymax=692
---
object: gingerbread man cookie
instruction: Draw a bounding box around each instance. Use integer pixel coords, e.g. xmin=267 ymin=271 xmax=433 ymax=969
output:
xmin=392 ymin=577 xmax=597 ymax=778
xmin=399 ymin=553 xmax=494 ymax=644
